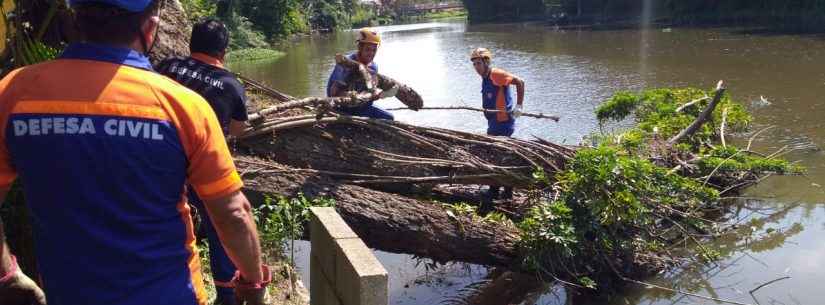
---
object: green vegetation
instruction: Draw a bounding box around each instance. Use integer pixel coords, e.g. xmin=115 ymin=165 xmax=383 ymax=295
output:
xmin=442 ymin=202 xmax=514 ymax=226
xmin=182 ymin=0 xmax=392 ymax=51
xmin=225 ymin=48 xmax=285 ymax=63
xmin=596 ymin=88 xmax=750 ymax=150
xmin=513 ymin=86 xmax=800 ymax=289
xmin=254 ymin=193 xmax=334 ymax=253
xmin=518 ymin=147 xmax=721 ymax=286
xmin=425 ymin=9 xmax=467 ymax=19
xmin=463 ymin=0 xmax=825 ymax=30
xmin=594 ymin=87 xmax=799 ymax=178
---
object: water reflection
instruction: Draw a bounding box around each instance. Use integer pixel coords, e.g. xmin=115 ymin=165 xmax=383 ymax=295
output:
xmin=234 ymin=21 xmax=825 ymax=305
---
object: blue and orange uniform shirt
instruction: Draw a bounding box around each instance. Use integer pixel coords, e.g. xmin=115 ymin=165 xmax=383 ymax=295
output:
xmin=481 ymin=68 xmax=516 ymax=136
xmin=156 ymin=52 xmax=248 ymax=135
xmin=0 ymin=43 xmax=242 ymax=305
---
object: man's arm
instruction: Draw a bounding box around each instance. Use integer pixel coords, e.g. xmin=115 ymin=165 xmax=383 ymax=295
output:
xmin=228 ymin=120 xmax=248 ymax=138
xmin=0 ymin=188 xmax=10 ymax=276
xmin=512 ymin=76 xmax=525 ymax=106
xmin=202 ymin=190 xmax=263 ymax=283
xmin=0 ymin=188 xmax=47 ymax=305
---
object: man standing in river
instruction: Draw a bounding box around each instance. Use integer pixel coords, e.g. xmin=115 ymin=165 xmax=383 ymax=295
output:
xmin=0 ymin=1 xmax=268 ymax=305
xmin=471 ymin=47 xmax=525 ymax=203
xmin=156 ymin=18 xmax=249 ymax=305
xmin=327 ymin=27 xmax=397 ymax=120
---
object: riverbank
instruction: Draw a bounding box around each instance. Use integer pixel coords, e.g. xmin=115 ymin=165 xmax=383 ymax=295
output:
xmin=226 ymin=48 xmax=286 ymax=64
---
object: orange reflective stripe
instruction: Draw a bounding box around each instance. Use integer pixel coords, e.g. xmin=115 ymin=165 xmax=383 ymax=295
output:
xmin=496 ymin=90 xmax=509 ymax=122
xmin=0 ymin=172 xmax=16 ymax=189
xmin=12 ymin=101 xmax=169 ymax=120
xmin=190 ymin=53 xmax=225 ymax=69
xmin=177 ymin=199 xmax=208 ymax=305
xmin=192 ymin=171 xmax=243 ymax=200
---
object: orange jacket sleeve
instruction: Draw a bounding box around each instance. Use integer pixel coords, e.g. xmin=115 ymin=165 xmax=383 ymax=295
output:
xmin=0 ymin=69 xmax=23 ymax=189
xmin=173 ymin=90 xmax=243 ymax=201
xmin=490 ymin=68 xmax=514 ymax=87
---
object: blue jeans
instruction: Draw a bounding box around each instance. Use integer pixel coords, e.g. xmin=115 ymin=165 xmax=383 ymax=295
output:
xmin=188 ymin=191 xmax=236 ymax=302
xmin=487 ymin=119 xmax=515 ymax=137
xmin=338 ymin=104 xmax=394 ymax=120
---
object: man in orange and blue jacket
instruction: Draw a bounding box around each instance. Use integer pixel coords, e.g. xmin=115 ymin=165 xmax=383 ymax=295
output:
xmin=0 ymin=1 xmax=269 ymax=305
xmin=471 ymin=47 xmax=526 ymax=202
xmin=157 ymin=18 xmax=249 ymax=305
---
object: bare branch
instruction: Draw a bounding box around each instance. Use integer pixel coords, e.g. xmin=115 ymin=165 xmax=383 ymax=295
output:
xmin=385 ymin=106 xmax=561 ymax=122
xmin=669 ymin=80 xmax=727 ymax=145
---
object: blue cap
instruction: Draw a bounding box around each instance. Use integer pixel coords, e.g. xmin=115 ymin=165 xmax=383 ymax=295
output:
xmin=68 ymin=0 xmax=153 ymax=13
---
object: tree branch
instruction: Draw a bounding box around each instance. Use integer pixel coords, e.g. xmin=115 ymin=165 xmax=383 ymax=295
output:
xmin=668 ymin=80 xmax=727 ymax=145
xmin=385 ymin=106 xmax=560 ymax=122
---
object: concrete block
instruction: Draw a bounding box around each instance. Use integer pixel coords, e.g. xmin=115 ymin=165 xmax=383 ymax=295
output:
xmin=311 ymin=207 xmax=361 ymax=278
xmin=310 ymin=254 xmax=342 ymax=305
xmin=310 ymin=207 xmax=355 ymax=279
xmin=334 ymin=238 xmax=388 ymax=305
xmin=310 ymin=224 xmax=337 ymax=281
xmin=310 ymin=207 xmax=359 ymax=240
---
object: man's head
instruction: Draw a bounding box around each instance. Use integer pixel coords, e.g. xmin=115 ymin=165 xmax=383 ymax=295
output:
xmin=70 ymin=0 xmax=163 ymax=54
xmin=355 ymin=28 xmax=380 ymax=65
xmin=190 ymin=19 xmax=230 ymax=61
xmin=470 ymin=48 xmax=492 ymax=76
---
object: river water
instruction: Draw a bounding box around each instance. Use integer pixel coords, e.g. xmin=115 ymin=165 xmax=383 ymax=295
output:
xmin=230 ymin=21 xmax=825 ymax=305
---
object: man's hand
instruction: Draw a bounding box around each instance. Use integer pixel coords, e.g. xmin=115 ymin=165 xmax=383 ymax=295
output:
xmin=512 ymin=104 xmax=523 ymax=118
xmin=0 ymin=256 xmax=47 ymax=305
xmin=379 ymin=86 xmax=399 ymax=99
xmin=233 ymin=265 xmax=271 ymax=305
xmin=370 ymin=88 xmax=383 ymax=102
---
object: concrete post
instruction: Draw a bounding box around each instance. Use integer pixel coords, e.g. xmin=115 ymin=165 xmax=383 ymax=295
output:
xmin=309 ymin=207 xmax=388 ymax=305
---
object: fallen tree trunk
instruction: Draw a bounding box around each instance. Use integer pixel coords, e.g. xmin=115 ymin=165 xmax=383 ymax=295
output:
xmin=236 ymin=155 xmax=520 ymax=266
xmin=237 ymin=115 xmax=574 ymax=188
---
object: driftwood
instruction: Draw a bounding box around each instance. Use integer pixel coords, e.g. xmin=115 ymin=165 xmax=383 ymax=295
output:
xmin=236 ymin=155 xmax=520 ymax=266
xmin=245 ymin=94 xmax=377 ymax=124
xmin=335 ymin=54 xmax=424 ymax=110
xmin=385 ymin=106 xmax=561 ymax=122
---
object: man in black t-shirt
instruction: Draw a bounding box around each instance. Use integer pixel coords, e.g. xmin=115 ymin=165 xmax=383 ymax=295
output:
xmin=157 ymin=19 xmax=248 ymax=137
xmin=156 ymin=19 xmax=248 ymax=305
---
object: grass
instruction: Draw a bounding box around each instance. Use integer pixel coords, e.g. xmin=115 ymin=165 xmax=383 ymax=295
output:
xmin=226 ymin=48 xmax=286 ymax=64
xmin=422 ymin=9 xmax=468 ymax=20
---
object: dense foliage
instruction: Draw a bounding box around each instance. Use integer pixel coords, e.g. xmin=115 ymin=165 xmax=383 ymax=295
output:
xmin=463 ymin=0 xmax=825 ymax=29
xmin=181 ymin=0 xmax=388 ymax=50
xmin=515 ymin=86 xmax=801 ymax=290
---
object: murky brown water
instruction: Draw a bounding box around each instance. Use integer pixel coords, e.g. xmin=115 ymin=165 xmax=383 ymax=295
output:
xmin=231 ymin=21 xmax=825 ymax=305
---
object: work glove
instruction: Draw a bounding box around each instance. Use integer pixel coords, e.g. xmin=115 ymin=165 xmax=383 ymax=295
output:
xmin=379 ymin=86 xmax=399 ymax=99
xmin=512 ymin=104 xmax=523 ymax=119
xmin=232 ymin=265 xmax=271 ymax=305
xmin=0 ymin=255 xmax=47 ymax=305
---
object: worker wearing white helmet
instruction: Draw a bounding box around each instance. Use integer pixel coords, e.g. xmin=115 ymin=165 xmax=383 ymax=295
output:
xmin=471 ymin=47 xmax=525 ymax=202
